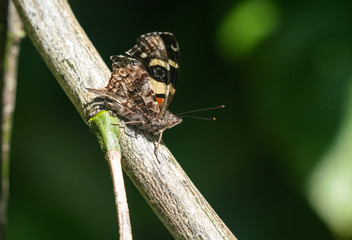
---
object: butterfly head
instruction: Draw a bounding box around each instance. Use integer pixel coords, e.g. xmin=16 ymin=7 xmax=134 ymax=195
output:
xmin=164 ymin=110 xmax=182 ymax=129
xmin=148 ymin=111 xmax=182 ymax=134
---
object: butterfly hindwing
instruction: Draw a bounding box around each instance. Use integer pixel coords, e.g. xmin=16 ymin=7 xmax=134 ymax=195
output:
xmin=89 ymin=55 xmax=160 ymax=125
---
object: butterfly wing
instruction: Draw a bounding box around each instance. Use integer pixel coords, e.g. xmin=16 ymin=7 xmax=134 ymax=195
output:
xmin=88 ymin=55 xmax=160 ymax=125
xmin=126 ymin=32 xmax=180 ymax=118
xmin=158 ymin=33 xmax=179 ymax=105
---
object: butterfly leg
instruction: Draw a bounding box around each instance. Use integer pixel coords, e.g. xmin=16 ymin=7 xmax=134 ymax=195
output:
xmin=153 ymin=130 xmax=165 ymax=163
xmin=124 ymin=121 xmax=145 ymax=125
xmin=112 ymin=120 xmax=147 ymax=139
xmin=110 ymin=120 xmax=130 ymax=136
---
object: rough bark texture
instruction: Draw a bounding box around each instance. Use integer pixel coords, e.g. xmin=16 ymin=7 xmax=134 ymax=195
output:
xmin=120 ymin=130 xmax=236 ymax=239
xmin=11 ymin=0 xmax=237 ymax=239
xmin=13 ymin=0 xmax=110 ymax=121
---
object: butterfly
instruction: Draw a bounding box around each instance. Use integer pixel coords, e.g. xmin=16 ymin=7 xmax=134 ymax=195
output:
xmin=88 ymin=32 xmax=182 ymax=152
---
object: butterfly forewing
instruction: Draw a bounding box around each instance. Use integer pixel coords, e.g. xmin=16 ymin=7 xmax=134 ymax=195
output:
xmin=126 ymin=32 xmax=180 ymax=118
xmin=158 ymin=33 xmax=179 ymax=107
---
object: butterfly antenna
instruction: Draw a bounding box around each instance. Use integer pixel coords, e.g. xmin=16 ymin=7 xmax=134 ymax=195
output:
xmin=176 ymin=105 xmax=225 ymax=116
xmin=180 ymin=116 xmax=216 ymax=121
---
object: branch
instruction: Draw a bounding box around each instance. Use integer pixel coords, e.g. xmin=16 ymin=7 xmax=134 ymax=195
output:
xmin=107 ymin=149 xmax=132 ymax=240
xmin=12 ymin=0 xmax=237 ymax=239
xmin=0 ymin=1 xmax=9 ymax=238
xmin=90 ymin=111 xmax=132 ymax=240
xmin=0 ymin=1 xmax=24 ymax=238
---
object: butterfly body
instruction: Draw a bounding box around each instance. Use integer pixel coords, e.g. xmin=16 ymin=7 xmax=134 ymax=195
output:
xmin=88 ymin=32 xmax=182 ymax=137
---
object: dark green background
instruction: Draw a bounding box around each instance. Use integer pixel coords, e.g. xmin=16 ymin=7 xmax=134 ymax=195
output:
xmin=8 ymin=0 xmax=352 ymax=239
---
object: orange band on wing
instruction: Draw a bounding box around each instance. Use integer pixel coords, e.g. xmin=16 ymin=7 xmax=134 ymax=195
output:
xmin=156 ymin=97 xmax=164 ymax=106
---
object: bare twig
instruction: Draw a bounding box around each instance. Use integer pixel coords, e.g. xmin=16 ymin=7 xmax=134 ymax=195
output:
xmin=107 ymin=149 xmax=132 ymax=240
xmin=0 ymin=1 xmax=24 ymax=238
xmin=89 ymin=111 xmax=132 ymax=240
xmin=0 ymin=1 xmax=8 ymax=238
xmin=12 ymin=0 xmax=237 ymax=239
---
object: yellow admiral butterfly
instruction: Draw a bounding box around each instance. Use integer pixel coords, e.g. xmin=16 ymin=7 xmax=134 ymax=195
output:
xmin=88 ymin=32 xmax=182 ymax=150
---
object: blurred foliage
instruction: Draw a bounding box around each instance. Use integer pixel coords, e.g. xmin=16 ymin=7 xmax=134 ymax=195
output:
xmin=6 ymin=0 xmax=352 ymax=239
xmin=307 ymin=76 xmax=352 ymax=238
xmin=217 ymin=0 xmax=280 ymax=59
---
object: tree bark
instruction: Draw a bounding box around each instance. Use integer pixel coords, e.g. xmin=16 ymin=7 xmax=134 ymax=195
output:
xmin=12 ymin=0 xmax=237 ymax=239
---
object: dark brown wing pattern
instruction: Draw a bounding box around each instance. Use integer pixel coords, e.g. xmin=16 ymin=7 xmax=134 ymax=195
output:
xmin=88 ymin=55 xmax=160 ymax=128
xmin=87 ymin=32 xmax=182 ymax=135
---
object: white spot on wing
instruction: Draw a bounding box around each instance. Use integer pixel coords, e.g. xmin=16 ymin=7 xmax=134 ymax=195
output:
xmin=171 ymin=44 xmax=178 ymax=52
